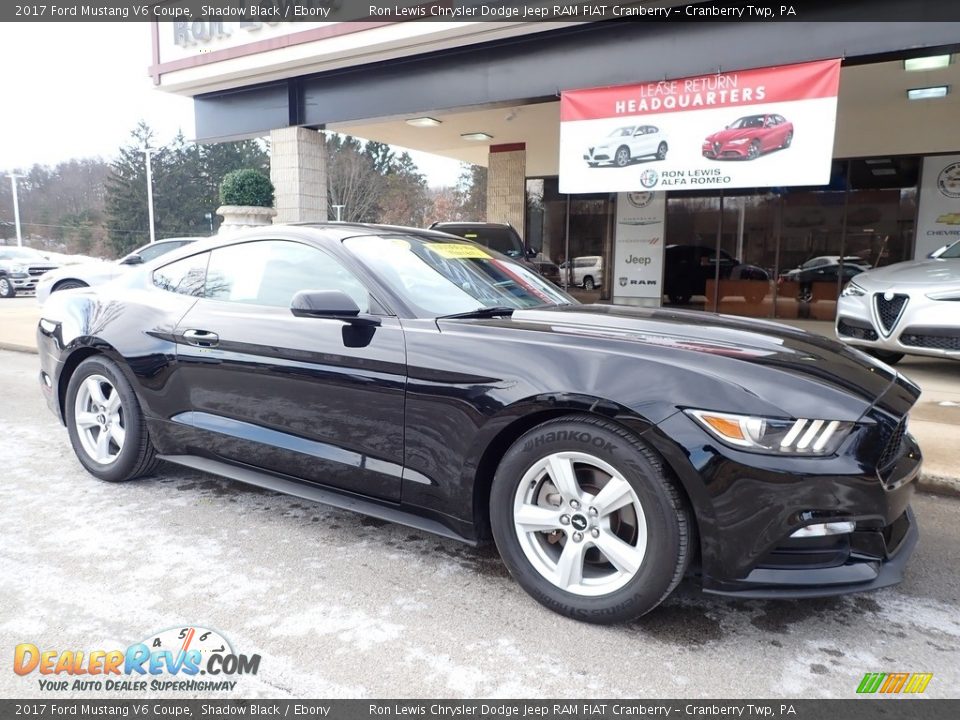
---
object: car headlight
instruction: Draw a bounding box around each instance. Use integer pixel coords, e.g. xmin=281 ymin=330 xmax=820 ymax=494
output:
xmin=728 ymin=138 xmax=751 ymax=145
xmin=840 ymin=281 xmax=866 ymax=298
xmin=926 ymin=289 xmax=960 ymax=301
xmin=687 ymin=410 xmax=854 ymax=455
xmin=9 ymin=264 xmax=26 ymax=274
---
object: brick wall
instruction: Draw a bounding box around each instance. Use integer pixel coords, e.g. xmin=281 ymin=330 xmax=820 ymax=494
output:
xmin=270 ymin=127 xmax=328 ymax=223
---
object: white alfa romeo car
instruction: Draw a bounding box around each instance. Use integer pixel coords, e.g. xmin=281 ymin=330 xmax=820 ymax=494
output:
xmin=583 ymin=125 xmax=668 ymax=167
xmin=835 ymin=240 xmax=960 ymax=364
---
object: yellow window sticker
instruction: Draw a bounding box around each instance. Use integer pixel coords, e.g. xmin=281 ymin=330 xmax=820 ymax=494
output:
xmin=428 ymin=243 xmax=490 ymax=259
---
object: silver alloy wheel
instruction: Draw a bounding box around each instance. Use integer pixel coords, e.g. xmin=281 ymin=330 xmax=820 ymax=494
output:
xmin=74 ymin=374 xmax=125 ymax=465
xmin=512 ymin=451 xmax=648 ymax=597
xmin=0 ymin=278 xmax=11 ymax=296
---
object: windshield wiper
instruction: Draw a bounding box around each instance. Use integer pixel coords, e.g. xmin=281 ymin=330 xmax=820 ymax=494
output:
xmin=438 ymin=306 xmax=516 ymax=320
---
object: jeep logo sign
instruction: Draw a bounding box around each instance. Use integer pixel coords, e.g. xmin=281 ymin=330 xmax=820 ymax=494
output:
xmin=613 ymin=192 xmax=666 ymax=301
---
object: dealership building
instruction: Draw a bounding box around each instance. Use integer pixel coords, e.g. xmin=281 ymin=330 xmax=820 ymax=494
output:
xmin=151 ymin=1 xmax=960 ymax=321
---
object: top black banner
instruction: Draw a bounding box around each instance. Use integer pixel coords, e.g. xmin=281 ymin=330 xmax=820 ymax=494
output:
xmin=7 ymin=0 xmax=960 ymax=22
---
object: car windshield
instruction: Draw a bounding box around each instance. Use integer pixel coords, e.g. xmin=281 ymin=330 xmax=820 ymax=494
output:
xmin=440 ymin=226 xmax=523 ymax=257
xmin=608 ymin=126 xmax=635 ymax=137
xmin=729 ymin=116 xmax=765 ymax=129
xmin=940 ymin=242 xmax=960 ymax=259
xmin=344 ymin=235 xmax=574 ymax=317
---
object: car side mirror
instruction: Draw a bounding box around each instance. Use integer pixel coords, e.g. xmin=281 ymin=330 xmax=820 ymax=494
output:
xmin=526 ymin=248 xmax=537 ymax=259
xmin=290 ymin=289 xmax=380 ymax=326
xmin=121 ymin=254 xmax=143 ymax=265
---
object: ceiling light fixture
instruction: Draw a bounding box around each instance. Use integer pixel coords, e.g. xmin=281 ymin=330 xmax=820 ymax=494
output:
xmin=907 ymin=85 xmax=949 ymax=100
xmin=405 ymin=117 xmax=442 ymax=127
xmin=461 ymin=132 xmax=494 ymax=141
xmin=903 ymin=55 xmax=952 ymax=72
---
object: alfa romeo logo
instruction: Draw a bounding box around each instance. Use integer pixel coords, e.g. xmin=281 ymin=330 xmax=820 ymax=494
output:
xmin=639 ymin=169 xmax=659 ymax=189
xmin=937 ymin=162 xmax=960 ymax=199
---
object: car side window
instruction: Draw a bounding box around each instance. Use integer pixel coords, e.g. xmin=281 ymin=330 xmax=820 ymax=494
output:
xmin=204 ymin=240 xmax=371 ymax=312
xmin=138 ymin=241 xmax=187 ymax=263
xmin=153 ymin=252 xmax=210 ymax=297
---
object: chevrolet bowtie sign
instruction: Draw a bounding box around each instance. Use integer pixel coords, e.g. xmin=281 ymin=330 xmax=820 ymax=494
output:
xmin=559 ymin=59 xmax=841 ymax=193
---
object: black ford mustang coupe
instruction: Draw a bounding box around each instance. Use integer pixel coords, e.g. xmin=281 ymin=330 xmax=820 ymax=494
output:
xmin=37 ymin=224 xmax=921 ymax=622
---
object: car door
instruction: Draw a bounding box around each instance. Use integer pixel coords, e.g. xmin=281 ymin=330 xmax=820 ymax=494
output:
xmin=631 ymin=126 xmax=652 ymax=157
xmin=172 ymin=237 xmax=406 ymax=502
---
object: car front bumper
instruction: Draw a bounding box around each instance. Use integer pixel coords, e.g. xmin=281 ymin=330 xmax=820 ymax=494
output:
xmin=836 ymin=290 xmax=960 ymax=360
xmin=646 ymin=379 xmax=921 ymax=598
xmin=702 ymin=141 xmax=751 ymax=158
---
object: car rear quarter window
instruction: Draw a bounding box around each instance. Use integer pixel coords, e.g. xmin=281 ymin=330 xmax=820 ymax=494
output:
xmin=153 ymin=252 xmax=209 ymax=297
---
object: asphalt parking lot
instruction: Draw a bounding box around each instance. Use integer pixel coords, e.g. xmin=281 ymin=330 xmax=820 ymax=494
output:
xmin=1 ymin=349 xmax=958 ymax=699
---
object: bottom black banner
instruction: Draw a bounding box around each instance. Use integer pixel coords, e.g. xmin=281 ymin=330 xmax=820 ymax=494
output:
xmin=1 ymin=700 xmax=958 ymax=720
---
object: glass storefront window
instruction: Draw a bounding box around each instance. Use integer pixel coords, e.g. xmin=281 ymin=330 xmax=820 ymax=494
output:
xmin=529 ymin=155 xmax=918 ymax=322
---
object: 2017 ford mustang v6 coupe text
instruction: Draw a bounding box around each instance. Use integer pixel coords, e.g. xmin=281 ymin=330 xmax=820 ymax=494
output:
xmin=37 ymin=224 xmax=921 ymax=623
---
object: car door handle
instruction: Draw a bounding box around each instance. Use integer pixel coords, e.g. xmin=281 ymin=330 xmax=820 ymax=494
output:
xmin=182 ymin=329 xmax=219 ymax=347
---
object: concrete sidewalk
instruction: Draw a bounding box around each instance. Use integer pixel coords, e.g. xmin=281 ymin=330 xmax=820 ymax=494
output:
xmin=3 ymin=297 xmax=957 ymax=494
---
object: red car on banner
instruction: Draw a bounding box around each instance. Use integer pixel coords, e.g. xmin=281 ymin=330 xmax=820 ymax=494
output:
xmin=702 ymin=114 xmax=795 ymax=160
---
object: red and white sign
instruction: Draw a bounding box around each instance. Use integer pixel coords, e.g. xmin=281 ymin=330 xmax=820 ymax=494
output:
xmin=559 ymin=59 xmax=841 ymax=193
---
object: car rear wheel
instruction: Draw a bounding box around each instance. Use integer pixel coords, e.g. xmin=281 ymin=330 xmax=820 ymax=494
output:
xmin=490 ymin=415 xmax=692 ymax=623
xmin=867 ymin=349 xmax=905 ymax=366
xmin=656 ymin=142 xmax=668 ymax=160
xmin=0 ymin=277 xmax=15 ymax=298
xmin=614 ymin=146 xmax=631 ymax=167
xmin=583 ymin=276 xmax=596 ymax=290
xmin=54 ymin=280 xmax=88 ymax=293
xmin=65 ymin=356 xmax=160 ymax=482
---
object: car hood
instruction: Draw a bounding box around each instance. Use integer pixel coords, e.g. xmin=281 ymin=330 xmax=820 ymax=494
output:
xmin=42 ymin=260 xmax=120 ymax=284
xmin=707 ymin=128 xmax=760 ymax=143
xmin=852 ymin=258 xmax=960 ymax=289
xmin=496 ymin=304 xmax=918 ymax=422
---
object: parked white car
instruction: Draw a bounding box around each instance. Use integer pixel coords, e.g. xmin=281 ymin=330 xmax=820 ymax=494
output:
xmin=36 ymin=238 xmax=199 ymax=304
xmin=563 ymin=255 xmax=603 ymax=290
xmin=835 ymin=242 xmax=960 ymax=364
xmin=583 ymin=125 xmax=668 ymax=167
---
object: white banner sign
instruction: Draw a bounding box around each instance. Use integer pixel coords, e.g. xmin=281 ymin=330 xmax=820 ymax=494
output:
xmin=613 ymin=191 xmax=666 ymax=300
xmin=559 ymin=60 xmax=841 ymax=193
xmin=915 ymin=154 xmax=960 ymax=259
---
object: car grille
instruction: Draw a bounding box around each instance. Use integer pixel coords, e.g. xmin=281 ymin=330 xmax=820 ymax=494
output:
xmin=837 ymin=318 xmax=878 ymax=341
xmin=876 ymin=418 xmax=907 ymax=472
xmin=900 ymin=331 xmax=960 ymax=351
xmin=874 ymin=293 xmax=908 ymax=334
xmin=28 ymin=265 xmax=56 ymax=276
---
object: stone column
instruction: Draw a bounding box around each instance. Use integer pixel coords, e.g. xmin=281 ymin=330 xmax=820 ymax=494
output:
xmin=270 ymin=127 xmax=327 ymax=223
xmin=485 ymin=143 xmax=526 ymax=232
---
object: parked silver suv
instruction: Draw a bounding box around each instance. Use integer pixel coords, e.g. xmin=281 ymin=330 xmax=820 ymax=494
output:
xmin=0 ymin=246 xmax=58 ymax=298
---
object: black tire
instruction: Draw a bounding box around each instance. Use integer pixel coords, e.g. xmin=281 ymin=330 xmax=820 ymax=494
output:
xmin=668 ymin=294 xmax=691 ymax=305
xmin=747 ymin=140 xmax=761 ymax=160
xmin=867 ymin=349 xmax=905 ymax=366
xmin=583 ymin=276 xmax=596 ymax=290
xmin=782 ymin=130 xmax=793 ymax=148
xmin=614 ymin=146 xmax=631 ymax=167
xmin=0 ymin=277 xmax=15 ymax=298
xmin=490 ymin=415 xmax=692 ymax=623
xmin=65 ymin=355 xmax=160 ymax=482
xmin=53 ymin=279 xmax=88 ymax=293
xmin=656 ymin=142 xmax=668 ymax=160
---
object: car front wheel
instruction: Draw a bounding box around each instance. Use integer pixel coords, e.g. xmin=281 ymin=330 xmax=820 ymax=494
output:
xmin=867 ymin=349 xmax=905 ymax=366
xmin=490 ymin=415 xmax=692 ymax=623
xmin=54 ymin=280 xmax=89 ymax=293
xmin=65 ymin=356 xmax=160 ymax=482
xmin=614 ymin=146 xmax=630 ymax=167
xmin=0 ymin=277 xmax=15 ymax=298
